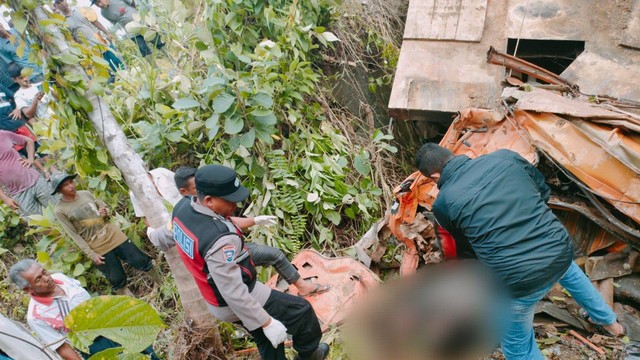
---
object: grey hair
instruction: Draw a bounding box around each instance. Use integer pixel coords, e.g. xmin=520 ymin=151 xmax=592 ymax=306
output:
xmin=9 ymin=259 xmax=39 ymax=289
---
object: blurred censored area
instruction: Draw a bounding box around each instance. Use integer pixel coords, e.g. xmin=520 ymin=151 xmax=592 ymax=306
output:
xmin=345 ymin=260 xmax=509 ymax=360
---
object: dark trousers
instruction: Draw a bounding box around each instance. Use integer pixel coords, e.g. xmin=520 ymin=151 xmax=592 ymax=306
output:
xmin=247 ymin=290 xmax=321 ymax=360
xmin=246 ymin=242 xmax=300 ymax=284
xmin=96 ymin=240 xmax=153 ymax=291
xmin=102 ymin=47 xmax=124 ymax=72
xmin=81 ymin=336 xmax=160 ymax=360
xmin=130 ymin=34 xmax=165 ymax=57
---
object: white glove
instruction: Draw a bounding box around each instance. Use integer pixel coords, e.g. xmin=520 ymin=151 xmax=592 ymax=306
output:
xmin=262 ymin=317 xmax=287 ymax=348
xmin=146 ymin=227 xmax=156 ymax=239
xmin=254 ymin=215 xmax=277 ymax=227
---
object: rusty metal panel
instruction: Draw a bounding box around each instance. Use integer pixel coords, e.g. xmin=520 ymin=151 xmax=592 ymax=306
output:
xmin=561 ymin=51 xmax=640 ymax=102
xmin=516 ymin=110 xmax=640 ymax=224
xmin=404 ymin=0 xmax=488 ymax=42
xmin=266 ymin=249 xmax=380 ymax=332
xmin=621 ymin=0 xmax=640 ymax=50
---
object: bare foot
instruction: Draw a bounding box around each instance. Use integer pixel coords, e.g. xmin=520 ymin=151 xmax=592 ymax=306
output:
xmin=602 ymin=322 xmax=625 ymax=337
xmin=294 ymin=279 xmax=330 ymax=297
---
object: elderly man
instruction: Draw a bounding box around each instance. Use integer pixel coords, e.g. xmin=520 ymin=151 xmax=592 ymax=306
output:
xmin=51 ymin=173 xmax=162 ymax=295
xmin=152 ymin=165 xmax=329 ymax=360
xmin=0 ymin=130 xmax=51 ymax=216
xmin=414 ymin=143 xmax=624 ymax=360
xmin=9 ymin=259 xmax=160 ymax=360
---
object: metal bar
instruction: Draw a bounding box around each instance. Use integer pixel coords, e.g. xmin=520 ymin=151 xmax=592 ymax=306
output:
xmin=486 ymin=46 xmax=578 ymax=91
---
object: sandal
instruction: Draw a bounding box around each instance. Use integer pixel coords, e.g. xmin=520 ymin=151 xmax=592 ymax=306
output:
xmin=298 ymin=284 xmax=331 ymax=297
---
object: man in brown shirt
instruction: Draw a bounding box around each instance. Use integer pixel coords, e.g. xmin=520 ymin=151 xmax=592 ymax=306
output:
xmin=51 ymin=173 xmax=162 ymax=295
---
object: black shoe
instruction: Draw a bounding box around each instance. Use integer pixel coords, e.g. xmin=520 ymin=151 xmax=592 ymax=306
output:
xmin=295 ymin=343 xmax=329 ymax=360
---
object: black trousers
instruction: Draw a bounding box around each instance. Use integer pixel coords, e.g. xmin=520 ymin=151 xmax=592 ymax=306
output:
xmin=81 ymin=336 xmax=160 ymax=360
xmin=96 ymin=240 xmax=153 ymax=291
xmin=247 ymin=290 xmax=322 ymax=360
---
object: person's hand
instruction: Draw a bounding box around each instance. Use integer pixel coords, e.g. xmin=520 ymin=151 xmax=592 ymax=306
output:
xmin=9 ymin=107 xmax=22 ymax=120
xmin=2 ymin=197 xmax=19 ymax=210
xmin=254 ymin=215 xmax=277 ymax=227
xmin=35 ymin=92 xmax=45 ymax=101
xmin=146 ymin=227 xmax=156 ymax=239
xmin=98 ymin=207 xmax=108 ymax=217
xmin=91 ymin=254 xmax=105 ymax=265
xmin=262 ymin=317 xmax=287 ymax=348
xmin=43 ymin=170 xmax=51 ymax=181
xmin=19 ymin=158 xmax=34 ymax=168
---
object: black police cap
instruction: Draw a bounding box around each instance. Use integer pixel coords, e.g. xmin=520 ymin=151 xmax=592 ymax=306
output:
xmin=195 ymin=165 xmax=249 ymax=203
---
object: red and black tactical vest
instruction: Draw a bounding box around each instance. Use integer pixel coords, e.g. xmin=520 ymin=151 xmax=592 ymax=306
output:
xmin=171 ymin=197 xmax=257 ymax=306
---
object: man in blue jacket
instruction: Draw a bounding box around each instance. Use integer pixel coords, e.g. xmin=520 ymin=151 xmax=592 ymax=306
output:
xmin=415 ymin=143 xmax=624 ymax=360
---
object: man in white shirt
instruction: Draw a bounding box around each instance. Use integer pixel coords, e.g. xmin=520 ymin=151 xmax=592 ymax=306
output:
xmin=9 ymin=259 xmax=160 ymax=360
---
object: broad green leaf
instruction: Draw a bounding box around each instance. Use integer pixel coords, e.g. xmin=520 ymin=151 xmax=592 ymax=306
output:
xmin=64 ymin=73 xmax=84 ymax=83
xmin=205 ymin=114 xmax=220 ymax=139
xmin=224 ymin=115 xmax=244 ymax=134
xmin=212 ymin=92 xmax=235 ymax=113
xmin=66 ymin=296 xmax=165 ymax=353
xmin=187 ymin=121 xmax=204 ymax=133
xmin=172 ymin=98 xmax=200 ymax=110
xmin=72 ymin=263 xmax=85 ymax=277
xmin=88 ymin=347 xmax=124 ymax=360
xmin=354 ymin=151 xmax=371 ymax=176
xmin=249 ymin=109 xmax=272 ymax=117
xmin=12 ymin=17 xmax=27 ymax=34
xmin=88 ymin=347 xmax=149 ymax=360
xmin=251 ymin=93 xmax=273 ymax=108
xmin=251 ymin=112 xmax=277 ymax=126
xmin=325 ymin=210 xmax=341 ymax=225
xmin=55 ymin=53 xmax=81 ymax=65
xmin=239 ymin=128 xmax=255 ymax=148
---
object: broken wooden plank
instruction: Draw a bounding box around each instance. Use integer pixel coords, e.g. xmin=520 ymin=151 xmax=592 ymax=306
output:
xmin=536 ymin=301 xmax=586 ymax=330
xmin=404 ymin=0 xmax=487 ymax=42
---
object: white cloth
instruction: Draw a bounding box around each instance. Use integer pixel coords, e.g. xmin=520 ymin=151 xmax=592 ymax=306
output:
xmin=129 ymin=168 xmax=183 ymax=217
xmin=0 ymin=314 xmax=61 ymax=360
xmin=14 ymin=84 xmax=52 ymax=119
xmin=26 ymin=273 xmax=91 ymax=350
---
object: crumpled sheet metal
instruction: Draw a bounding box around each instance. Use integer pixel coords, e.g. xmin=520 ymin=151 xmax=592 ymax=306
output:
xmin=515 ymin=109 xmax=640 ymax=225
xmin=265 ymin=249 xmax=380 ymax=332
xmin=389 ymin=108 xmax=536 ymax=273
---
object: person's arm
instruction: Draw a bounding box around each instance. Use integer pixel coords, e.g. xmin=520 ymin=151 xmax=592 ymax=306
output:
xmin=205 ymin=234 xmax=271 ymax=331
xmin=0 ymin=187 xmax=19 ymax=210
xmin=32 ymin=158 xmax=50 ymax=180
xmin=230 ymin=216 xmax=254 ymax=229
xmin=148 ymin=222 xmax=176 ymax=251
xmin=20 ymin=92 xmax=44 ymax=119
xmin=91 ymin=20 xmax=113 ymax=38
xmin=230 ymin=216 xmax=277 ymax=230
xmin=56 ymin=342 xmax=82 ymax=360
xmin=54 ymin=208 xmax=104 ymax=264
xmin=94 ymin=196 xmax=110 ymax=217
xmin=9 ymin=132 xmax=35 ymax=168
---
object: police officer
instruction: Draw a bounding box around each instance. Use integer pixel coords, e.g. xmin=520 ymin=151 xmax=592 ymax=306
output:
xmin=167 ymin=164 xmax=329 ymax=360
